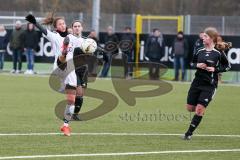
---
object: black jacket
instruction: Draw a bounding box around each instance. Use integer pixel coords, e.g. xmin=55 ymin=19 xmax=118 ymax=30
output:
xmin=193 ymin=38 xmax=204 ymax=55
xmin=145 ymin=35 xmax=165 ymax=60
xmin=9 ymin=28 xmax=24 ymax=50
xmin=120 ymin=33 xmax=135 ymax=55
xmin=104 ymin=34 xmax=119 ymax=54
xmin=0 ymin=31 xmax=8 ymax=50
xmin=23 ymin=30 xmax=40 ymax=50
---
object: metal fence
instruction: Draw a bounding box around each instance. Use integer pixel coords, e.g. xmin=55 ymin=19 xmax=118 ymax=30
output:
xmin=185 ymin=15 xmax=240 ymax=35
xmin=1 ymin=11 xmax=240 ymax=35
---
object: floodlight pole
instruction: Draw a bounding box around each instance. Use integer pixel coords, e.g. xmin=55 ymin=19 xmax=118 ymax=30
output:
xmin=92 ymin=0 xmax=100 ymax=35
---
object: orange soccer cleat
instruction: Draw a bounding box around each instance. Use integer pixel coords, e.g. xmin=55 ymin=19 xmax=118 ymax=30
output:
xmin=60 ymin=125 xmax=71 ymax=136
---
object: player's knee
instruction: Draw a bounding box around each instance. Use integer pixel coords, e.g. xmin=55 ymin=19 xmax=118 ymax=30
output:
xmin=186 ymin=104 xmax=195 ymax=112
xmin=76 ymin=86 xmax=84 ymax=97
xmin=66 ymin=93 xmax=75 ymax=104
xmin=65 ymin=89 xmax=76 ymax=105
xmin=195 ymin=104 xmax=205 ymax=116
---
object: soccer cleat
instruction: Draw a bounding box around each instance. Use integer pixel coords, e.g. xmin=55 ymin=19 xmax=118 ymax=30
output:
xmin=60 ymin=125 xmax=71 ymax=136
xmin=72 ymin=113 xmax=81 ymax=121
xmin=182 ymin=132 xmax=192 ymax=140
xmin=61 ymin=36 xmax=70 ymax=56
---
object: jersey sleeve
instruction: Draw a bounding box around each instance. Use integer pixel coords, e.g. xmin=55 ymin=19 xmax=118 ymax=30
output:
xmin=45 ymin=30 xmax=58 ymax=43
xmin=215 ymin=52 xmax=231 ymax=73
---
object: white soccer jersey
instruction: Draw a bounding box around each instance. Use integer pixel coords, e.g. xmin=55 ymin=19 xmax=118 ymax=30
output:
xmin=63 ymin=34 xmax=84 ymax=87
xmin=44 ymin=30 xmax=71 ymax=91
xmin=45 ymin=30 xmax=65 ymax=70
xmin=65 ymin=34 xmax=84 ymax=60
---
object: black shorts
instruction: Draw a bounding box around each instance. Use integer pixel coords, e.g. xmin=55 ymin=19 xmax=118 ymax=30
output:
xmin=187 ymin=80 xmax=216 ymax=107
xmin=76 ymin=66 xmax=88 ymax=88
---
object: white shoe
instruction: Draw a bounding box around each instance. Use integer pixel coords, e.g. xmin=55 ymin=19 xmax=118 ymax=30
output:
xmin=24 ymin=70 xmax=30 ymax=74
xmin=29 ymin=70 xmax=34 ymax=74
xmin=10 ymin=70 xmax=16 ymax=73
xmin=16 ymin=70 xmax=20 ymax=74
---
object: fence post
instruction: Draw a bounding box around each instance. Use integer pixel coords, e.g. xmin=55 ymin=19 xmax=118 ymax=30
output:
xmin=92 ymin=0 xmax=100 ymax=35
xmin=222 ymin=16 xmax=225 ymax=35
xmin=147 ymin=15 xmax=151 ymax=33
xmin=131 ymin=14 xmax=136 ymax=32
xmin=185 ymin=15 xmax=191 ymax=35
xmin=79 ymin=12 xmax=83 ymax=22
xmin=113 ymin=13 xmax=116 ymax=32
xmin=13 ymin=11 xmax=16 ymax=30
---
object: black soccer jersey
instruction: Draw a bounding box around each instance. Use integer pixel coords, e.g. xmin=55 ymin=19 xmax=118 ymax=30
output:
xmin=191 ymin=48 xmax=231 ymax=87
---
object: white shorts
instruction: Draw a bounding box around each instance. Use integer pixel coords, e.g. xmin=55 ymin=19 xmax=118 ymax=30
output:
xmin=63 ymin=59 xmax=77 ymax=87
xmin=52 ymin=58 xmax=77 ymax=92
xmin=64 ymin=70 xmax=77 ymax=87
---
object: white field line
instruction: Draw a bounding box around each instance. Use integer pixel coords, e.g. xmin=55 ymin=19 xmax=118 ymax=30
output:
xmin=0 ymin=149 xmax=240 ymax=159
xmin=0 ymin=132 xmax=240 ymax=138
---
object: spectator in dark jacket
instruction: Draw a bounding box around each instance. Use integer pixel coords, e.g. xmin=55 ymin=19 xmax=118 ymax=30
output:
xmin=88 ymin=29 xmax=99 ymax=77
xmin=9 ymin=20 xmax=24 ymax=73
xmin=145 ymin=28 xmax=165 ymax=80
xmin=0 ymin=25 xmax=8 ymax=71
xmin=120 ymin=26 xmax=135 ymax=79
xmin=193 ymin=31 xmax=204 ymax=55
xmin=23 ymin=23 xmax=40 ymax=74
xmin=172 ymin=31 xmax=189 ymax=81
xmin=100 ymin=26 xmax=119 ymax=77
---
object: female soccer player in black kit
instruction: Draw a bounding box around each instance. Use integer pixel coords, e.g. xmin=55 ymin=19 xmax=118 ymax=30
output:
xmin=183 ymin=27 xmax=231 ymax=140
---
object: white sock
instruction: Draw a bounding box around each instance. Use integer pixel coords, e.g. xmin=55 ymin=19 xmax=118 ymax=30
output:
xmin=64 ymin=104 xmax=75 ymax=121
xmin=63 ymin=123 xmax=69 ymax=127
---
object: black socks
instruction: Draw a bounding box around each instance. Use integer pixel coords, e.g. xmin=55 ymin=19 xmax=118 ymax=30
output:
xmin=186 ymin=114 xmax=203 ymax=135
xmin=74 ymin=96 xmax=83 ymax=114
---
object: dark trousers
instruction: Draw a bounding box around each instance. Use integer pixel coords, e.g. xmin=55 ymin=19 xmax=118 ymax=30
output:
xmin=174 ymin=56 xmax=186 ymax=81
xmin=149 ymin=58 xmax=160 ymax=80
xmin=12 ymin=49 xmax=22 ymax=71
xmin=0 ymin=51 xmax=4 ymax=70
xmin=25 ymin=48 xmax=35 ymax=70
xmin=123 ymin=53 xmax=133 ymax=78
xmin=100 ymin=54 xmax=112 ymax=77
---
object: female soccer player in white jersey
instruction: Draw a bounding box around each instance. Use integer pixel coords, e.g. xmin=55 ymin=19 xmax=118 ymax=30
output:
xmin=25 ymin=14 xmax=73 ymax=136
xmin=57 ymin=20 xmax=87 ymax=136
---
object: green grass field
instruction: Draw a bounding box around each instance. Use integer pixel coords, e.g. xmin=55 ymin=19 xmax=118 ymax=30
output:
xmin=0 ymin=73 xmax=240 ymax=160
xmin=1 ymin=61 xmax=240 ymax=82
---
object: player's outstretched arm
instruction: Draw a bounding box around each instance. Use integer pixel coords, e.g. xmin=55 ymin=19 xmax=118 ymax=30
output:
xmin=25 ymin=14 xmax=47 ymax=35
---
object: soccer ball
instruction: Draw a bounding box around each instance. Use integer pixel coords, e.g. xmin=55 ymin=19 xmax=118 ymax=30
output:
xmin=81 ymin=38 xmax=97 ymax=54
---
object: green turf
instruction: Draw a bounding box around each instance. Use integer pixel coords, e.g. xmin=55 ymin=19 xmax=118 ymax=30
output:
xmin=1 ymin=61 xmax=240 ymax=82
xmin=0 ymin=74 xmax=240 ymax=160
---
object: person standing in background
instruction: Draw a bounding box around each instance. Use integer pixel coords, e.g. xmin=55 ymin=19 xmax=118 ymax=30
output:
xmin=67 ymin=28 xmax=73 ymax=34
xmin=23 ymin=23 xmax=40 ymax=74
xmin=193 ymin=31 xmax=204 ymax=55
xmin=9 ymin=20 xmax=24 ymax=73
xmin=0 ymin=25 xmax=8 ymax=71
xmin=145 ymin=28 xmax=165 ymax=80
xmin=172 ymin=31 xmax=189 ymax=81
xmin=100 ymin=26 xmax=119 ymax=77
xmin=120 ymin=26 xmax=135 ymax=79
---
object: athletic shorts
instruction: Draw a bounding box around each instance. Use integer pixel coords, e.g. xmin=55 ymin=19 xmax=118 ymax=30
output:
xmin=187 ymin=80 xmax=216 ymax=107
xmin=64 ymin=70 xmax=77 ymax=87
